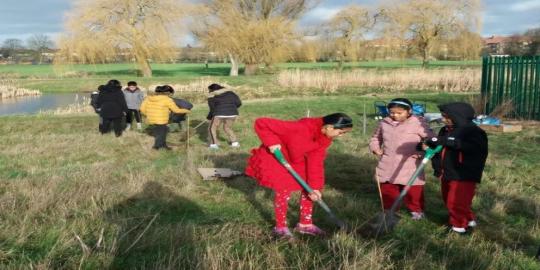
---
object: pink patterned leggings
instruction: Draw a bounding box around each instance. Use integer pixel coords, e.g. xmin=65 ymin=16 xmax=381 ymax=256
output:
xmin=274 ymin=189 xmax=314 ymax=228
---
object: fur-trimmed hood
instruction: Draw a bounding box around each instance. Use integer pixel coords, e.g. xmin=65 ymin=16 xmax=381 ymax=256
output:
xmin=207 ymin=88 xmax=233 ymax=98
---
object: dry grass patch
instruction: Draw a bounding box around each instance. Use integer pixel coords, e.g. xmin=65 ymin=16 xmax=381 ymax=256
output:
xmin=0 ymin=80 xmax=41 ymax=99
xmin=278 ymin=68 xmax=481 ymax=93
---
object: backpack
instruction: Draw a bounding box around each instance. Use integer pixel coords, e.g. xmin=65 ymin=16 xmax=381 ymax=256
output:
xmin=412 ymin=103 xmax=426 ymax=116
xmin=170 ymin=98 xmax=193 ymax=123
xmin=90 ymin=91 xmax=100 ymax=113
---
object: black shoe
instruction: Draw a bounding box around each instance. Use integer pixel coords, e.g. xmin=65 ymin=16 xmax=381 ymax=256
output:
xmin=152 ymin=146 xmax=172 ymax=151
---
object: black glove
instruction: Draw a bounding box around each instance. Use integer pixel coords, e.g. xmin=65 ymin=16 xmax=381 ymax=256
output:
xmin=426 ymin=136 xmax=460 ymax=149
xmin=416 ymin=141 xmax=424 ymax=151
xmin=425 ymin=137 xmax=440 ymax=148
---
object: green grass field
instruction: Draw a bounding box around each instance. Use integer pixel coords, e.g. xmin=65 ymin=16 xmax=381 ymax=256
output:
xmin=0 ymin=94 xmax=538 ymax=269
xmin=0 ymin=60 xmax=481 ymax=93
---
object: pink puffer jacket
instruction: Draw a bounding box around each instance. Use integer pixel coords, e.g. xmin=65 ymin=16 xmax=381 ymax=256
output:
xmin=369 ymin=116 xmax=435 ymax=185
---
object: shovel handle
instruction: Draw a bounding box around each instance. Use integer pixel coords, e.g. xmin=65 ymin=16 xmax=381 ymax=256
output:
xmin=389 ymin=145 xmax=442 ymax=213
xmin=273 ymin=149 xmax=314 ymax=193
xmin=273 ymin=149 xmax=347 ymax=229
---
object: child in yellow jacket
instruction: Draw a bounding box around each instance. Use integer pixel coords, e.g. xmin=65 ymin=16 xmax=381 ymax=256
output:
xmin=140 ymin=85 xmax=190 ymax=150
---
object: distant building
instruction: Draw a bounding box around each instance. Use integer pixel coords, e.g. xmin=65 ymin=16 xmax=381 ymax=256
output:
xmin=483 ymin=36 xmax=507 ymax=55
xmin=483 ymin=35 xmax=532 ymax=55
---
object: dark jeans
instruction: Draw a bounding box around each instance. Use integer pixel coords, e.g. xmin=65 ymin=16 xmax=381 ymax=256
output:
xmin=101 ymin=117 xmax=123 ymax=137
xmin=153 ymin=124 xmax=169 ymax=149
xmin=126 ymin=109 xmax=141 ymax=124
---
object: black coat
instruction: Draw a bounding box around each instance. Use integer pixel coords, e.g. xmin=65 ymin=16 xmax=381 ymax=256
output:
xmin=97 ymin=85 xmax=128 ymax=118
xmin=206 ymin=89 xmax=242 ymax=120
xmin=429 ymin=102 xmax=488 ymax=183
xmin=90 ymin=91 xmax=100 ymax=113
xmin=170 ymin=98 xmax=193 ymax=123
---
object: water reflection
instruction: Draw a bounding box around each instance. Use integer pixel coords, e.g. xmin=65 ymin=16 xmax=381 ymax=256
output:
xmin=0 ymin=93 xmax=85 ymax=115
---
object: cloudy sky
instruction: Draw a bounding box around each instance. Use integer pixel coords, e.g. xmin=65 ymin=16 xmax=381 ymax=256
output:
xmin=1 ymin=0 xmax=539 ymax=46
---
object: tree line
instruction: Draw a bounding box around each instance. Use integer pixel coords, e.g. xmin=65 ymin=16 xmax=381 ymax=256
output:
xmin=55 ymin=0 xmax=486 ymax=77
xmin=1 ymin=34 xmax=55 ymax=64
xmin=4 ymin=0 xmax=540 ymax=77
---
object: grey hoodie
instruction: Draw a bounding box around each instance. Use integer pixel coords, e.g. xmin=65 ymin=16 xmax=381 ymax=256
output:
xmin=123 ymin=88 xmax=144 ymax=110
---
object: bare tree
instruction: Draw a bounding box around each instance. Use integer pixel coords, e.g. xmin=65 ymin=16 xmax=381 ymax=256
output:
xmin=1 ymin=39 xmax=25 ymax=60
xmin=445 ymin=30 xmax=483 ymax=60
xmin=293 ymin=39 xmax=320 ymax=62
xmin=380 ymin=0 xmax=482 ymax=67
xmin=325 ymin=5 xmax=375 ymax=69
xmin=504 ymin=35 xmax=530 ymax=56
xmin=524 ymin=27 xmax=540 ymax=56
xmin=27 ymin=34 xmax=55 ymax=64
xmin=57 ymin=0 xmax=186 ymax=77
xmin=193 ymin=0 xmax=317 ymax=76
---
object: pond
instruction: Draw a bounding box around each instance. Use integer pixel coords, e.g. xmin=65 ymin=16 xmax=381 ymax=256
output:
xmin=0 ymin=93 xmax=87 ymax=116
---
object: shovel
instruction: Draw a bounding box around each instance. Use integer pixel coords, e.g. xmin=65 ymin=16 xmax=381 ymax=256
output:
xmin=364 ymin=145 xmax=442 ymax=236
xmin=273 ymin=149 xmax=347 ymax=229
xmin=179 ymin=119 xmax=207 ymax=142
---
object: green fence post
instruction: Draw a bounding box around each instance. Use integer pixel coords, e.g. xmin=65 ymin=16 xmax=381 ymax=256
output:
xmin=481 ymin=56 xmax=488 ymax=114
xmin=533 ymin=56 xmax=540 ymax=120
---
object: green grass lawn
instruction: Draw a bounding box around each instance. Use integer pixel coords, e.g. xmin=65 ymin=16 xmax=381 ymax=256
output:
xmin=0 ymin=94 xmax=538 ymax=269
xmin=0 ymin=60 xmax=481 ymax=93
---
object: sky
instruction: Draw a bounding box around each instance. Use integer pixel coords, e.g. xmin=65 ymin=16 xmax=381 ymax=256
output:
xmin=0 ymin=0 xmax=539 ymax=47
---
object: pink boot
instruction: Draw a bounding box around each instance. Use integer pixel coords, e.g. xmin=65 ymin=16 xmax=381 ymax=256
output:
xmin=272 ymin=227 xmax=295 ymax=241
xmin=294 ymin=223 xmax=326 ymax=236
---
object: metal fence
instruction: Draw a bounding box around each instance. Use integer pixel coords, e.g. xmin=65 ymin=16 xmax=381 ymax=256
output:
xmin=481 ymin=56 xmax=540 ymax=120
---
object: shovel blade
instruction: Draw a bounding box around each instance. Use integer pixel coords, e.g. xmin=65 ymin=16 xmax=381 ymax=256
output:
xmin=358 ymin=211 xmax=401 ymax=237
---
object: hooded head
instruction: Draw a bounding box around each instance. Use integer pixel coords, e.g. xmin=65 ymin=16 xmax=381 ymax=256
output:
xmin=208 ymin=83 xmax=225 ymax=92
xmin=155 ymin=85 xmax=174 ymax=95
xmin=438 ymin=102 xmax=476 ymax=127
xmin=104 ymin=79 xmax=122 ymax=92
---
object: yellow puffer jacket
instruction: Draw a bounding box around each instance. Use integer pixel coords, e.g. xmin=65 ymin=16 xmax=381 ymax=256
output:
xmin=140 ymin=95 xmax=190 ymax=125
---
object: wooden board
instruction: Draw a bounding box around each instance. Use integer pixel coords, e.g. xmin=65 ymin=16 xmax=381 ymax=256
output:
xmin=197 ymin=168 xmax=242 ymax=180
xmin=479 ymin=124 xmax=522 ymax=133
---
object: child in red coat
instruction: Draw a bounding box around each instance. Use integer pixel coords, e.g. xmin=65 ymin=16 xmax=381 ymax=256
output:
xmin=245 ymin=113 xmax=353 ymax=240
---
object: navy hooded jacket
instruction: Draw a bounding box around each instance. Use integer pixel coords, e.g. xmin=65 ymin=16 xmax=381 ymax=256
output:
xmin=429 ymin=102 xmax=488 ymax=183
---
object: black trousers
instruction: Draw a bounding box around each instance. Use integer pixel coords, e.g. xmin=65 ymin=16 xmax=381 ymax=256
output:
xmin=126 ymin=109 xmax=141 ymax=124
xmin=536 ymin=245 xmax=540 ymax=261
xmin=153 ymin=124 xmax=169 ymax=149
xmin=101 ymin=117 xmax=123 ymax=137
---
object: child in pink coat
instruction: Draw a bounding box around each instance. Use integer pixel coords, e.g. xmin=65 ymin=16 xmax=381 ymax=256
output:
xmin=369 ymin=98 xmax=435 ymax=219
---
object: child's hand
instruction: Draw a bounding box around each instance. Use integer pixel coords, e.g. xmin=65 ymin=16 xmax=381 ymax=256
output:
xmin=373 ymin=149 xmax=383 ymax=157
xmin=309 ymin=190 xmax=322 ymax=201
xmin=268 ymin=144 xmax=281 ymax=153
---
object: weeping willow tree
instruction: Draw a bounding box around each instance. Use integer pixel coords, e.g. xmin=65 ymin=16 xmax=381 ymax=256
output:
xmin=56 ymin=0 xmax=186 ymax=77
xmin=193 ymin=0 xmax=316 ymax=76
xmin=380 ymin=0 xmax=482 ymax=67
xmin=326 ymin=5 xmax=375 ymax=69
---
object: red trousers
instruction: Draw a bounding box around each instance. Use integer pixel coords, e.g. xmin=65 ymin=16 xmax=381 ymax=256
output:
xmin=441 ymin=180 xmax=476 ymax=228
xmin=380 ymin=183 xmax=424 ymax=212
xmin=274 ymin=189 xmax=313 ymax=228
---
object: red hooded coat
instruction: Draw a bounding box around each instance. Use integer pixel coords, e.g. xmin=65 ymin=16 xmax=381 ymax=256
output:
xmin=245 ymin=117 xmax=332 ymax=191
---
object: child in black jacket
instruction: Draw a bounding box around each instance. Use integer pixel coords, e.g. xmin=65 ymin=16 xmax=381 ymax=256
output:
xmin=206 ymin=83 xmax=242 ymax=149
xmin=425 ymin=102 xmax=488 ymax=234
xmin=97 ymin=80 xmax=128 ymax=137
